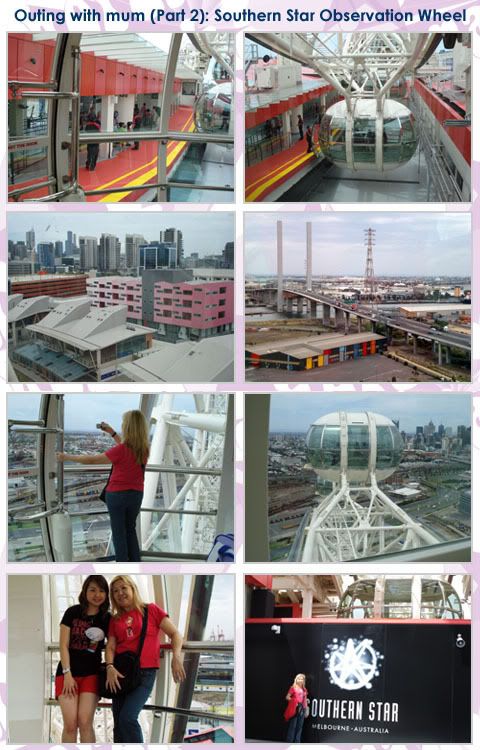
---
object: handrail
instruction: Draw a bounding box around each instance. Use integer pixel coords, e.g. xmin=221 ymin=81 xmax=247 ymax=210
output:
xmin=8 ymin=419 xmax=45 ymax=427
xmin=15 ymin=505 xmax=63 ymax=521
xmin=8 ymin=178 xmax=56 ymax=199
xmin=9 ymin=426 xmax=62 ymax=434
xmin=140 ymin=551 xmax=208 ymax=560
xmin=20 ymin=91 xmax=76 ymax=99
xmin=83 ymin=181 xmax=233 ymax=196
xmin=9 ymin=79 xmax=57 ymax=89
xmin=66 ymin=508 xmax=217 ymax=518
xmin=78 ymin=130 xmax=233 ymax=145
xmin=44 ymin=699 xmax=233 ymax=723
xmin=63 ymin=464 xmax=222 ymax=476
xmin=48 ymin=640 xmax=233 ymax=653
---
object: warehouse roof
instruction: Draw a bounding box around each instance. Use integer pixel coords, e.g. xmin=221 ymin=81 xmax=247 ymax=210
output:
xmin=246 ymin=331 xmax=385 ymax=358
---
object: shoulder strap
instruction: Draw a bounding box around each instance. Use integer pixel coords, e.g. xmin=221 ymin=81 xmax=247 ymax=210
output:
xmin=136 ymin=605 xmax=149 ymax=657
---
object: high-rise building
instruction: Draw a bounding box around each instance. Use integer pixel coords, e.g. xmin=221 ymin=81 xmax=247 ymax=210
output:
xmin=54 ymin=240 xmax=64 ymax=258
xmin=37 ymin=242 xmax=55 ymax=268
xmin=139 ymin=243 xmax=177 ymax=270
xmin=26 ymin=228 xmax=35 ymax=252
xmin=79 ymin=236 xmax=98 ymax=270
xmin=26 ymin=228 xmax=36 ymax=272
xmin=9 ymin=240 xmax=27 ymax=260
xmin=223 ymin=241 xmax=234 ymax=268
xmin=423 ymin=420 xmax=435 ymax=440
xmin=125 ymin=234 xmax=147 ymax=268
xmin=160 ymin=228 xmax=183 ymax=266
xmin=98 ymin=234 xmax=121 ymax=272
xmin=65 ymin=230 xmax=77 ymax=255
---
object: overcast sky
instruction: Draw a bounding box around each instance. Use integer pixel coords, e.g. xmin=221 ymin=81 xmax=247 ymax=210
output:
xmin=245 ymin=213 xmax=470 ymax=277
xmin=8 ymin=393 xmax=199 ymax=432
xmin=268 ymin=393 xmax=471 ymax=433
xmin=8 ymin=213 xmax=234 ymax=257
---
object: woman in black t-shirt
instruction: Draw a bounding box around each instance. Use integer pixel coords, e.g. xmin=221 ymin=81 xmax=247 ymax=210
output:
xmin=55 ymin=575 xmax=110 ymax=743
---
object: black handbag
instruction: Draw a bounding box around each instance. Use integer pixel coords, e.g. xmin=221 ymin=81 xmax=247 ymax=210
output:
xmin=99 ymin=465 xmax=114 ymax=504
xmin=99 ymin=606 xmax=149 ymax=698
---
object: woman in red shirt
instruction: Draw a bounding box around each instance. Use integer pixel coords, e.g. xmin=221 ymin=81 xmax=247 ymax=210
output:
xmin=57 ymin=410 xmax=149 ymax=562
xmin=284 ymin=673 xmax=308 ymax=742
xmin=105 ymin=575 xmax=186 ymax=742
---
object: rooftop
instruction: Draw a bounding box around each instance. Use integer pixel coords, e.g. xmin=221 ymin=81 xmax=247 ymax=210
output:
xmin=9 ymin=295 xmax=54 ymax=322
xmin=10 ymin=274 xmax=88 ymax=283
xmin=119 ymin=335 xmax=234 ymax=382
xmin=246 ymin=331 xmax=385 ymax=358
xmin=27 ymin=300 xmax=155 ymax=352
xmin=400 ymin=303 xmax=471 ymax=313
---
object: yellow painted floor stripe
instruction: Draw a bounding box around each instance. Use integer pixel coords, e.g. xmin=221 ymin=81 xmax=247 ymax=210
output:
xmin=99 ymin=122 xmax=195 ymax=202
xmin=94 ymin=114 xmax=194 ymax=199
xmin=246 ymin=150 xmax=309 ymax=193
xmin=246 ymin=152 xmax=314 ymax=202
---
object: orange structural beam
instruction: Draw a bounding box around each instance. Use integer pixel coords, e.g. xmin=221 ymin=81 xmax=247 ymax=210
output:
xmin=245 ymin=83 xmax=333 ymax=130
xmin=414 ymin=79 xmax=470 ymax=165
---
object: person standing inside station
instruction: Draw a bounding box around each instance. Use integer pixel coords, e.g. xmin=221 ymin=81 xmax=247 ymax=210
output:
xmin=297 ymin=114 xmax=304 ymax=140
xmin=306 ymin=126 xmax=313 ymax=153
xmin=84 ymin=114 xmax=101 ymax=171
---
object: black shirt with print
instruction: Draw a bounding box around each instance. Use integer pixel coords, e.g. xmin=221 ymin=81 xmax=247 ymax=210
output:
xmin=55 ymin=604 xmax=110 ymax=677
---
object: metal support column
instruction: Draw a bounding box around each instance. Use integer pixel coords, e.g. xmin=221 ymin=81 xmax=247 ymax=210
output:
xmin=170 ymin=576 xmax=214 ymax=742
xmin=157 ymin=34 xmax=183 ymax=202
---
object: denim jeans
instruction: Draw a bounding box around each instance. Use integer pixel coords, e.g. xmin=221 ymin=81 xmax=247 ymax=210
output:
xmin=286 ymin=707 xmax=305 ymax=743
xmin=106 ymin=490 xmax=143 ymax=562
xmin=111 ymin=668 xmax=157 ymax=742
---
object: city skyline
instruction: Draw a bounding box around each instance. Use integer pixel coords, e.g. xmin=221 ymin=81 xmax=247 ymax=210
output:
xmin=269 ymin=393 xmax=471 ymax=433
xmin=9 ymin=213 xmax=234 ymax=257
xmin=245 ymin=213 xmax=471 ymax=276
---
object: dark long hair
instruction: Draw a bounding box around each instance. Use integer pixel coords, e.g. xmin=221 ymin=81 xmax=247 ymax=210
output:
xmin=78 ymin=575 xmax=110 ymax=616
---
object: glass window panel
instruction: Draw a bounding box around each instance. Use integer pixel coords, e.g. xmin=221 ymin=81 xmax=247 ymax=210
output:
xmin=376 ymin=425 xmax=402 ymax=468
xmin=8 ymin=142 xmax=48 ymax=187
xmin=8 ymin=394 xmax=45 ymax=560
xmin=9 ymin=97 xmax=49 ymax=138
xmin=347 ymin=424 xmax=370 ymax=468
xmin=321 ymin=425 xmax=341 ymax=467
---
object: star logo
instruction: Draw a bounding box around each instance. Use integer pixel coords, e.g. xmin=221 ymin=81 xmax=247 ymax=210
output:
xmin=324 ymin=637 xmax=383 ymax=690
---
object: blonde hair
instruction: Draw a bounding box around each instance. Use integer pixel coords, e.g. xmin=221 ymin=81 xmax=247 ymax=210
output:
xmin=110 ymin=575 xmax=145 ymax=617
xmin=294 ymin=674 xmax=306 ymax=686
xmin=121 ymin=410 xmax=149 ymax=465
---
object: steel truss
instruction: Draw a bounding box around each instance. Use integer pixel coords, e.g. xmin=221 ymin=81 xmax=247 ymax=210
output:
xmin=301 ymin=471 xmax=438 ymax=562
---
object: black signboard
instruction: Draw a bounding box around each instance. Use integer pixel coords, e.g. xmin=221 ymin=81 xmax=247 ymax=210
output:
xmin=245 ymin=620 xmax=470 ymax=743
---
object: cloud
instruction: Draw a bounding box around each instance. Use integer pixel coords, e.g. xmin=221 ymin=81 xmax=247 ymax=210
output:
xmin=245 ymin=213 xmax=471 ymax=277
xmin=267 ymin=392 xmax=471 ymax=432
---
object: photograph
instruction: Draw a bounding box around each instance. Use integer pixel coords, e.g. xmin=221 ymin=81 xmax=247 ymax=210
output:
xmin=245 ymin=573 xmax=471 ymax=743
xmin=8 ymin=32 xmax=234 ymax=202
xmin=244 ymin=32 xmax=471 ymax=202
xmin=245 ymin=393 xmax=471 ymax=562
xmin=8 ymin=212 xmax=234 ymax=383
xmin=8 ymin=573 xmax=234 ymax=743
xmin=245 ymin=212 xmax=471 ymax=383
xmin=8 ymin=393 xmax=234 ymax=563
